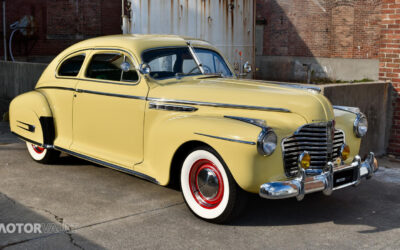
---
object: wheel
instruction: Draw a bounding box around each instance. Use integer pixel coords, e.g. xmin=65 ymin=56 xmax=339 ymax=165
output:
xmin=180 ymin=146 xmax=247 ymax=223
xmin=26 ymin=142 xmax=60 ymax=164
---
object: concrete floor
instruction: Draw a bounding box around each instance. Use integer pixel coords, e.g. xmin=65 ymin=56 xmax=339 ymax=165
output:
xmin=0 ymin=122 xmax=400 ymax=249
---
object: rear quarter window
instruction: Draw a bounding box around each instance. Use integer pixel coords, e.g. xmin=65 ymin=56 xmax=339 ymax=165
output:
xmin=58 ymin=54 xmax=86 ymax=77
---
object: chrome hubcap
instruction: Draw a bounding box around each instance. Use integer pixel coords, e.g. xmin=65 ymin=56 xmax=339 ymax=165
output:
xmin=197 ymin=168 xmax=219 ymax=199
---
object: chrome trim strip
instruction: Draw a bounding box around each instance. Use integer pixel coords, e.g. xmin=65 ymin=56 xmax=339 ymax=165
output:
xmin=37 ymin=86 xmax=146 ymax=100
xmin=37 ymin=86 xmax=75 ymax=92
xmin=54 ymin=146 xmax=159 ymax=184
xmin=147 ymin=98 xmax=291 ymax=113
xmin=16 ymin=120 xmax=35 ymax=132
xmin=12 ymin=132 xmax=53 ymax=149
xmin=76 ymin=89 xmax=146 ymax=100
xmin=248 ymin=80 xmax=322 ymax=93
xmin=149 ymin=102 xmax=198 ymax=112
xmin=224 ymin=115 xmax=266 ymax=128
xmin=333 ymin=105 xmax=360 ymax=114
xmin=194 ymin=132 xmax=256 ymax=145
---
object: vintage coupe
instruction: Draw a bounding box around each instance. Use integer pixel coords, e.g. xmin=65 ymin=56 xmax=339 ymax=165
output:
xmin=10 ymin=35 xmax=378 ymax=223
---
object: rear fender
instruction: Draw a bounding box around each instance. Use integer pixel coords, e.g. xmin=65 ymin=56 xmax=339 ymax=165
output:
xmin=9 ymin=91 xmax=54 ymax=147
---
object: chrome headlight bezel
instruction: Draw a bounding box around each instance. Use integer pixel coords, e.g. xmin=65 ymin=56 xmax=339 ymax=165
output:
xmin=257 ymin=128 xmax=278 ymax=156
xmin=353 ymin=113 xmax=368 ymax=138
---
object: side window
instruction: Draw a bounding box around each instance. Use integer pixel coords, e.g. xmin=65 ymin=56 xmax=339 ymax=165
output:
xmin=58 ymin=54 xmax=85 ymax=77
xmin=86 ymin=53 xmax=139 ymax=83
xmin=86 ymin=53 xmax=123 ymax=81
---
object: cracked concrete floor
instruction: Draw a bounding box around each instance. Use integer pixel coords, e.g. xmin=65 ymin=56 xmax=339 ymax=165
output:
xmin=1 ymin=125 xmax=400 ymax=249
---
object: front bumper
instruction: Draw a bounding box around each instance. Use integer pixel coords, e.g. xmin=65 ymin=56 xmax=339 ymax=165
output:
xmin=259 ymin=152 xmax=379 ymax=201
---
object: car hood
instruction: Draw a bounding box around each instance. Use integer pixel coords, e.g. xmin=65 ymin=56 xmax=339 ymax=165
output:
xmin=148 ymin=77 xmax=334 ymax=123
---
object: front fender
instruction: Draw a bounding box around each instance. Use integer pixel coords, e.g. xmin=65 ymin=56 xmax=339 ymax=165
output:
xmin=138 ymin=109 xmax=305 ymax=193
xmin=334 ymin=109 xmax=362 ymax=163
xmin=9 ymin=91 xmax=54 ymax=146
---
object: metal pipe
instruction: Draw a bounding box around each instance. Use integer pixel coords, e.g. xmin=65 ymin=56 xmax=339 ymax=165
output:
xmin=9 ymin=28 xmax=18 ymax=62
xmin=2 ymin=0 xmax=7 ymax=61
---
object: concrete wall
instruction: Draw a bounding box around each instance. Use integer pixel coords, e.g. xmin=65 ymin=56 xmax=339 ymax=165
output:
xmin=320 ymin=82 xmax=392 ymax=157
xmin=255 ymin=56 xmax=379 ymax=83
xmin=0 ymin=61 xmax=47 ymax=116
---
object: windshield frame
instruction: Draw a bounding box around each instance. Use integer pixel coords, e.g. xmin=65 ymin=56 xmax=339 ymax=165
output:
xmin=140 ymin=45 xmax=235 ymax=81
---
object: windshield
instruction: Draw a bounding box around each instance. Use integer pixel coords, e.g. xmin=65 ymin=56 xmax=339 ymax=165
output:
xmin=141 ymin=47 xmax=233 ymax=80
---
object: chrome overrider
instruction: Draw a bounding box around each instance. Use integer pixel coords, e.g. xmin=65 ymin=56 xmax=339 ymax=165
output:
xmin=259 ymin=152 xmax=379 ymax=201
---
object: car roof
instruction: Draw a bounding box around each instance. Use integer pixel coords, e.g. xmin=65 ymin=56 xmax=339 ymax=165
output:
xmin=65 ymin=34 xmax=213 ymax=59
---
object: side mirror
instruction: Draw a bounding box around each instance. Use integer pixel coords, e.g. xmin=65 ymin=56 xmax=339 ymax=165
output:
xmin=139 ymin=63 xmax=151 ymax=75
xmin=243 ymin=61 xmax=252 ymax=74
xmin=120 ymin=62 xmax=131 ymax=72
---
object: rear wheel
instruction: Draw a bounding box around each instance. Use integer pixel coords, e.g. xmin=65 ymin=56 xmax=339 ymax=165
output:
xmin=180 ymin=146 xmax=247 ymax=223
xmin=26 ymin=142 xmax=60 ymax=164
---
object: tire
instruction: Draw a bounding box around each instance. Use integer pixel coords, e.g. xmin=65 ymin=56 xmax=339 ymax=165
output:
xmin=26 ymin=142 xmax=60 ymax=164
xmin=180 ymin=146 xmax=247 ymax=223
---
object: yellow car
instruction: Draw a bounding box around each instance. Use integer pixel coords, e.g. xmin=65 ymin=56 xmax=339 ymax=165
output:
xmin=9 ymin=35 xmax=378 ymax=223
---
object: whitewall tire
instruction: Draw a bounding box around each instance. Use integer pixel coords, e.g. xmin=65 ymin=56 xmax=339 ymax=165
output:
xmin=180 ymin=146 xmax=247 ymax=223
xmin=26 ymin=142 xmax=60 ymax=164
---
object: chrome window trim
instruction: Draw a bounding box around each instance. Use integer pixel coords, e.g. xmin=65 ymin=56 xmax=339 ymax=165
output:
xmin=194 ymin=132 xmax=256 ymax=145
xmin=55 ymin=50 xmax=87 ymax=79
xmin=147 ymin=97 xmax=291 ymax=113
xmin=140 ymin=45 xmax=235 ymax=79
xmin=56 ymin=48 xmax=142 ymax=86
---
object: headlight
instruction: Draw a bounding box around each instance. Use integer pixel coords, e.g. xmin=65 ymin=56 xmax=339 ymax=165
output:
xmin=257 ymin=128 xmax=277 ymax=156
xmin=354 ymin=113 xmax=368 ymax=137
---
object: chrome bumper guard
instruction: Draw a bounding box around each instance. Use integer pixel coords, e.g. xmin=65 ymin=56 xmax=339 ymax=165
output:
xmin=259 ymin=152 xmax=379 ymax=201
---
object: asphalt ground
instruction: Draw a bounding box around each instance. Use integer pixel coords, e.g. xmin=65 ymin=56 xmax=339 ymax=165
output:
xmin=1 ymin=121 xmax=400 ymax=249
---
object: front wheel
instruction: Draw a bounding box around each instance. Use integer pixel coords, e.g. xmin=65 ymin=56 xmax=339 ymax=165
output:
xmin=26 ymin=142 xmax=60 ymax=164
xmin=180 ymin=147 xmax=247 ymax=223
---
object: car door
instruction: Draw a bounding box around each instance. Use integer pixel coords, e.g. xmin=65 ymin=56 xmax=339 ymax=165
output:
xmin=71 ymin=49 xmax=148 ymax=168
xmin=43 ymin=51 xmax=89 ymax=150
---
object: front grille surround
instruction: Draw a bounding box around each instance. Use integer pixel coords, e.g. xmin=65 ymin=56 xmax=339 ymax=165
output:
xmin=281 ymin=122 xmax=345 ymax=177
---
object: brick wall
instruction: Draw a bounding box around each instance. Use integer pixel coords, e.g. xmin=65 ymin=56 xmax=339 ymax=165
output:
xmin=256 ymin=0 xmax=381 ymax=59
xmin=0 ymin=0 xmax=121 ymax=60
xmin=380 ymin=0 xmax=400 ymax=155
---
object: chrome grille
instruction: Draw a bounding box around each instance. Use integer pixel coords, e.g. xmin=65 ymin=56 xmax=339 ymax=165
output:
xmin=282 ymin=122 xmax=345 ymax=177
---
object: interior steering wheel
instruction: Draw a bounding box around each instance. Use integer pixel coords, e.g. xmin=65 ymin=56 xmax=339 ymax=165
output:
xmin=187 ymin=65 xmax=212 ymax=74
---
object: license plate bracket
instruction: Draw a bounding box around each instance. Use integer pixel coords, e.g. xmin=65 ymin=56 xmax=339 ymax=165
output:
xmin=333 ymin=167 xmax=357 ymax=188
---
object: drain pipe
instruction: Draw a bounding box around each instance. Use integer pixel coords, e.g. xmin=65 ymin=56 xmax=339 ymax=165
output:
xmin=121 ymin=0 xmax=130 ymax=34
xmin=2 ymin=0 xmax=7 ymax=61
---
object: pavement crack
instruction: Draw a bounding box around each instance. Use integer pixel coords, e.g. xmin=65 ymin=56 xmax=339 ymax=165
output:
xmin=0 ymin=201 xmax=184 ymax=249
xmin=66 ymin=231 xmax=85 ymax=250
xmin=27 ymin=205 xmax=67 ymax=225
xmin=72 ymin=201 xmax=185 ymax=232
xmin=1 ymin=193 xmax=16 ymax=206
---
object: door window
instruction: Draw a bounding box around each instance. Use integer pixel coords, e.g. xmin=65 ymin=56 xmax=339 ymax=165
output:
xmin=86 ymin=53 xmax=139 ymax=83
